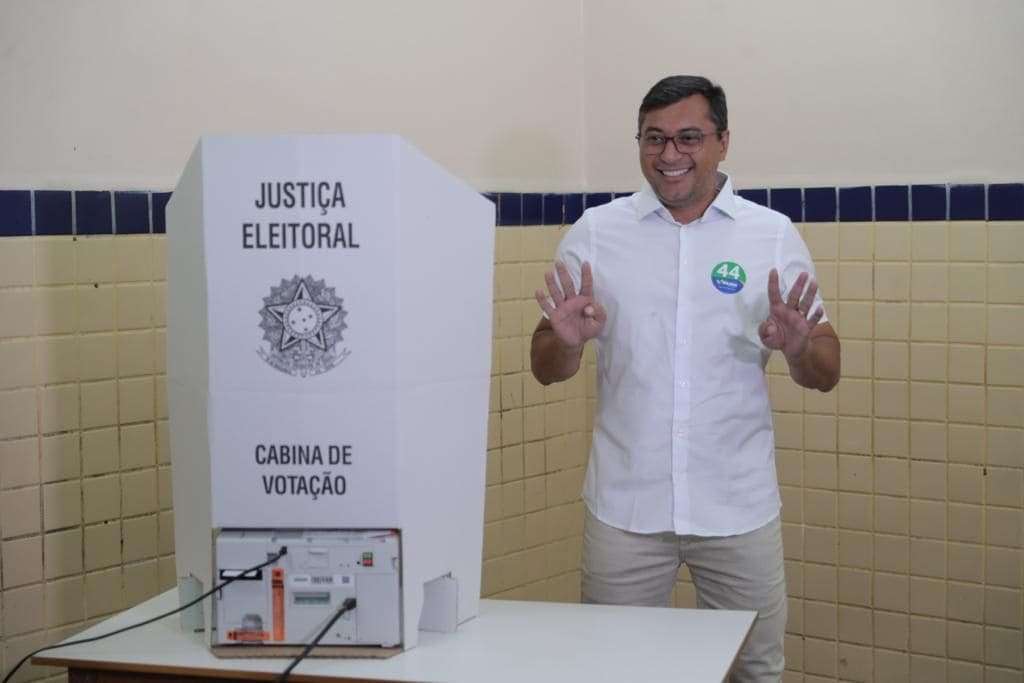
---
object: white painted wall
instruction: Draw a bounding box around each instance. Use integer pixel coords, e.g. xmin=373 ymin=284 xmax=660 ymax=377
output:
xmin=1 ymin=1 xmax=1021 ymax=191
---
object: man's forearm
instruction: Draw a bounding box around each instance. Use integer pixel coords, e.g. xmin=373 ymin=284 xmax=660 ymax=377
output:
xmin=787 ymin=333 xmax=840 ymax=392
xmin=530 ymin=327 xmax=584 ymax=386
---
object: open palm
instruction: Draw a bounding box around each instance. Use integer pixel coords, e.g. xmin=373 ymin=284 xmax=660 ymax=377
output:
xmin=535 ymin=260 xmax=606 ymax=348
xmin=759 ymin=269 xmax=824 ymax=360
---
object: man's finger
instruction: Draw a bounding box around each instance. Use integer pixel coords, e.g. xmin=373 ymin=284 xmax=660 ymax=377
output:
xmin=767 ymin=269 xmax=784 ymax=305
xmin=807 ymin=306 xmax=825 ymax=328
xmin=535 ymin=289 xmax=556 ymax=317
xmin=555 ymin=260 xmax=577 ymax=300
xmin=799 ymin=279 xmax=819 ymax=316
xmin=579 ymin=261 xmax=594 ymax=297
xmin=786 ymin=272 xmax=808 ymax=309
xmin=544 ymin=270 xmax=565 ymax=306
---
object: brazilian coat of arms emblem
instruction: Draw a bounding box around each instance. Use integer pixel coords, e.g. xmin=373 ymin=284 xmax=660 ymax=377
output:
xmin=258 ymin=275 xmax=350 ymax=377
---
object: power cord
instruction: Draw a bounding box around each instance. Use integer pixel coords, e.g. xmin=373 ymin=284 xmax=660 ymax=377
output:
xmin=1 ymin=546 xmax=289 ymax=683
xmin=277 ymin=597 xmax=357 ymax=682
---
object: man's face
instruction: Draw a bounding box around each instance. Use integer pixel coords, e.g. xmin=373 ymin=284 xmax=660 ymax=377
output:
xmin=639 ymin=94 xmax=729 ymax=221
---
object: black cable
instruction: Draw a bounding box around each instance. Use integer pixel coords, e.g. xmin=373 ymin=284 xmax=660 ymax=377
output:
xmin=2 ymin=547 xmax=289 ymax=683
xmin=277 ymin=597 xmax=357 ymax=682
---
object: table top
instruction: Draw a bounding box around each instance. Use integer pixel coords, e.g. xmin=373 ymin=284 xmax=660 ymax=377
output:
xmin=36 ymin=589 xmax=755 ymax=682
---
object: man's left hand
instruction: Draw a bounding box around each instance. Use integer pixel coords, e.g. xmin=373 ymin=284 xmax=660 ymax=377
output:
xmin=759 ymin=269 xmax=824 ymax=361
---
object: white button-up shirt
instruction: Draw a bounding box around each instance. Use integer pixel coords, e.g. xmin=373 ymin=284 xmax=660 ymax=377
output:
xmin=556 ymin=174 xmax=826 ymax=536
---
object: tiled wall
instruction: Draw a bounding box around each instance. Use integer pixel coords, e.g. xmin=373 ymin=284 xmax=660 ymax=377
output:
xmin=1 ymin=184 xmax=1022 ymax=683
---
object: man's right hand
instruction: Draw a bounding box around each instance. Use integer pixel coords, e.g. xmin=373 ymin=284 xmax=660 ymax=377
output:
xmin=534 ymin=260 xmax=607 ymax=349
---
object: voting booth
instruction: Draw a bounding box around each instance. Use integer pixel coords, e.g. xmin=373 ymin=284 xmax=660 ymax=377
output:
xmin=165 ymin=135 xmax=495 ymax=652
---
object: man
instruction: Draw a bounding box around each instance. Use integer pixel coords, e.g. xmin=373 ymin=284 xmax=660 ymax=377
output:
xmin=530 ymin=75 xmax=840 ymax=682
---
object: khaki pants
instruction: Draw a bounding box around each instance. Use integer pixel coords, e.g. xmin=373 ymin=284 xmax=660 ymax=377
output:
xmin=581 ymin=509 xmax=786 ymax=683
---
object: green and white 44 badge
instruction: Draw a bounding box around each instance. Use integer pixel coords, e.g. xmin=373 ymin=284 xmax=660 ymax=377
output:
xmin=711 ymin=261 xmax=747 ymax=294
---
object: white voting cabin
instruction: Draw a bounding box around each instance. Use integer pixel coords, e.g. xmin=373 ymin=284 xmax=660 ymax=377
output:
xmin=166 ymin=134 xmax=495 ymax=650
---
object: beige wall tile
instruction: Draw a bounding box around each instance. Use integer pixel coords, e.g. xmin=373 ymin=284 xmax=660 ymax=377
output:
xmin=839 ymin=223 xmax=874 ymax=260
xmin=910 ymin=460 xmax=945 ymax=500
xmin=910 ymin=263 xmax=947 ymax=302
xmin=118 ymin=376 xmax=154 ymax=424
xmin=0 ymin=238 xmax=35 ymax=286
xmin=986 ymin=547 xmax=1021 ymax=588
xmin=875 ymin=456 xmax=909 ymax=496
xmin=0 ymin=387 xmax=37 ymax=440
xmin=986 ymin=305 xmax=1024 ymax=346
xmin=909 ymin=654 xmax=946 ymax=681
xmin=123 ymin=515 xmax=158 ymax=562
xmin=909 ymin=421 xmax=946 ymax=461
xmin=947 ymin=303 xmax=987 ymax=344
xmin=948 ymin=620 xmax=984 ymax=663
xmin=34 ymin=238 xmax=76 ymax=286
xmin=120 ymin=422 xmax=155 ymax=470
xmin=985 ymin=507 xmax=1021 ymax=548
xmin=874 ymin=610 xmax=909 ymax=650
xmin=38 ymin=382 xmax=78 ymax=434
xmin=984 ymin=626 xmax=1023 ymax=669
xmin=43 ymin=527 xmax=82 ymax=580
xmin=948 ymin=660 xmax=984 ymax=683
xmin=837 ymin=416 xmax=871 ymax=455
xmin=85 ymin=566 xmax=125 ymax=619
xmin=116 ymin=282 xmax=155 ymax=330
xmin=35 ymin=286 xmax=78 ymax=335
xmin=838 ymin=530 xmax=872 ymax=569
xmin=42 ymin=479 xmax=80 ymax=530
xmin=77 ymin=236 xmax=115 ymax=283
xmin=804 ymin=452 xmax=836 ymax=490
xmin=909 ymin=615 xmax=945 ymax=656
xmin=874 ymin=223 xmax=910 ymax=261
xmin=949 ymin=263 xmax=986 ymax=303
xmin=874 ymin=302 xmax=908 ymax=340
xmin=84 ymin=521 xmax=121 ymax=570
xmin=986 ymin=467 xmax=1022 ymax=507
xmin=81 ymin=380 xmax=117 ymax=429
xmin=158 ymin=509 xmax=174 ymax=555
xmin=909 ymin=537 xmax=946 ymax=579
xmin=2 ymin=583 xmax=45 ymax=635
xmin=804 ymin=489 xmax=835 ymax=527
xmin=79 ymin=332 xmax=116 ymax=381
xmin=0 ymin=437 xmax=39 ymax=489
xmin=984 ymin=586 xmax=1022 ymax=628
xmin=116 ymin=329 xmax=154 ymax=377
xmin=874 ymin=496 xmax=908 ymax=535
xmin=840 ymin=339 xmax=871 ymax=378
xmin=154 ymin=328 xmax=167 ymax=373
xmin=949 ymin=464 xmax=984 ymax=503
xmin=0 ymin=485 xmax=40 ymax=538
xmin=949 ymin=542 xmax=984 ymax=583
xmin=838 ymin=378 xmax=872 ymax=416
xmin=804 ymin=526 xmax=836 ymax=565
xmin=949 ymin=384 xmax=986 ymax=424
xmin=1 ymin=535 xmax=42 ymax=587
xmin=838 ymin=606 xmax=872 ymax=645
xmin=909 ymin=499 xmax=946 ymax=540
xmin=83 ymin=474 xmax=120 ymax=523
xmin=875 ymin=380 xmax=908 ymax=419
xmin=82 ymin=426 xmax=119 ymax=476
xmin=802 ymin=563 xmax=835 ymax=602
xmin=949 ymin=503 xmax=984 ymax=544
xmin=948 ymin=222 xmax=987 ymax=261
xmin=949 ymin=581 xmax=985 ymax=622
xmin=909 ymin=343 xmax=946 ymax=381
xmin=839 ymin=262 xmax=873 ymax=300
xmin=875 ymin=571 xmax=909 ymax=611
xmin=0 ymin=288 xmax=37 ymax=339
xmin=838 ymin=454 xmax=873 ymax=493
xmin=0 ymin=340 xmax=36 ymax=390
xmin=987 ymin=386 xmax=1023 ymax=428
xmin=988 ymin=264 xmax=1024 ymax=304
xmin=987 ymin=222 xmax=1024 ymax=262
xmin=837 ymin=567 xmax=871 ymax=607
xmin=911 ymin=223 xmax=947 ymax=261
xmin=804 ymin=601 xmax=836 ymax=640
xmin=909 ymin=576 xmax=946 ymax=617
xmin=910 ymin=303 xmax=947 ymax=342
xmin=948 ymin=344 xmax=985 ymax=384
xmin=987 ymin=347 xmax=1024 ymax=388
xmin=838 ymin=493 xmax=871 ymax=531
xmin=949 ymin=423 xmax=985 ymax=464
xmin=114 ymin=236 xmax=153 ymax=282
xmin=874 ymin=341 xmax=908 ymax=379
xmin=838 ymin=301 xmax=872 ymax=339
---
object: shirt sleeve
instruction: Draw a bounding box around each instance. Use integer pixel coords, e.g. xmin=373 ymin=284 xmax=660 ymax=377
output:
xmin=776 ymin=219 xmax=829 ymax=324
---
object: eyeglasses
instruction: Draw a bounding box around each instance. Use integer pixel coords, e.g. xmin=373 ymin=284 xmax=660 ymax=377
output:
xmin=636 ymin=129 xmax=718 ymax=155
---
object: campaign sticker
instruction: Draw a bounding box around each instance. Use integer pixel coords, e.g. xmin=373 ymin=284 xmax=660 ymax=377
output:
xmin=711 ymin=261 xmax=746 ymax=294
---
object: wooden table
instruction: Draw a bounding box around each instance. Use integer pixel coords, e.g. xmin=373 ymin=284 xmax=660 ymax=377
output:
xmin=36 ymin=589 xmax=754 ymax=682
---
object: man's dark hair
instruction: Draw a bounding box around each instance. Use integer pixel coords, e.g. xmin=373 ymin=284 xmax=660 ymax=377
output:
xmin=638 ymin=75 xmax=727 ymax=135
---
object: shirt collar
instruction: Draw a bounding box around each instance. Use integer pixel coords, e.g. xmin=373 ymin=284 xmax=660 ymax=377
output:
xmin=635 ymin=171 xmax=738 ymax=223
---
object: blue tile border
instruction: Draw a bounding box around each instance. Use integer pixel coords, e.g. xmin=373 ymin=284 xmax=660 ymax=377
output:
xmin=76 ymin=191 xmax=113 ymax=235
xmin=1 ymin=183 xmax=1022 ymax=237
xmin=0 ymin=190 xmax=32 ymax=236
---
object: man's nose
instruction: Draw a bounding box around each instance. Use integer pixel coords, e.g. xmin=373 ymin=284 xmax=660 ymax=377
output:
xmin=660 ymin=141 xmax=686 ymax=161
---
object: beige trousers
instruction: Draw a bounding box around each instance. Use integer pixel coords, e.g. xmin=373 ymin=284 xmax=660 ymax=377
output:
xmin=581 ymin=509 xmax=787 ymax=683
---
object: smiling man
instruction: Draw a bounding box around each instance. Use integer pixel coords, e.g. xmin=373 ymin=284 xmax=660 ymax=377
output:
xmin=530 ymin=75 xmax=840 ymax=682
